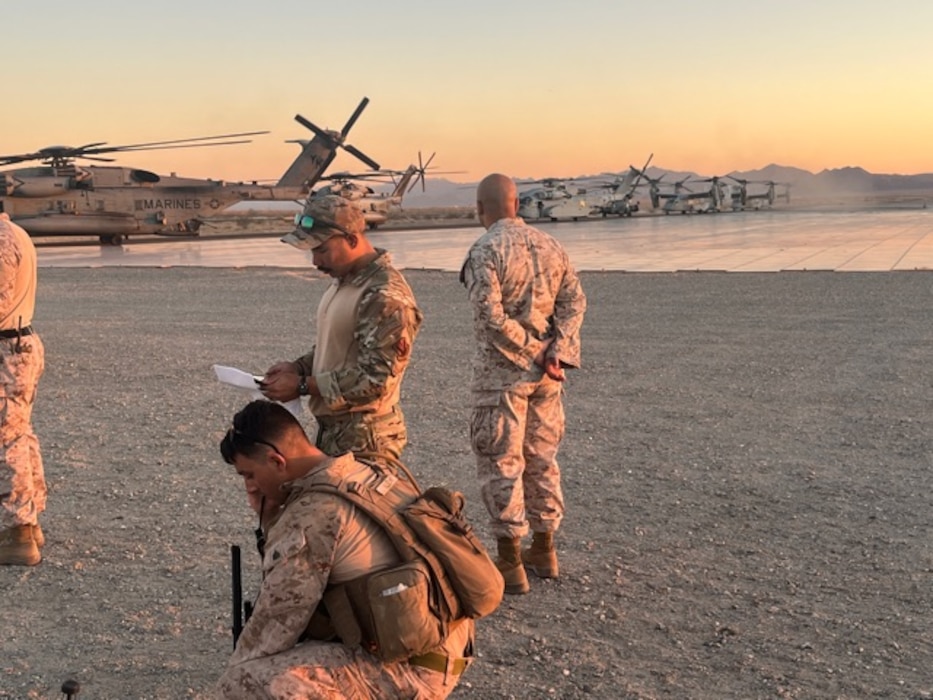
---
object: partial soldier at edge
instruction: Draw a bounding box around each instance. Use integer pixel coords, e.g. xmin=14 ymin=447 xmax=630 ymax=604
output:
xmin=0 ymin=213 xmax=46 ymax=566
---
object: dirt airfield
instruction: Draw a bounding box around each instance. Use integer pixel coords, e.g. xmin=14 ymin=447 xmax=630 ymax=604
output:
xmin=2 ymin=267 xmax=932 ymax=699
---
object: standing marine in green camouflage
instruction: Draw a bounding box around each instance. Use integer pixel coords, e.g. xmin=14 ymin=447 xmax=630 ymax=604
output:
xmin=260 ymin=195 xmax=423 ymax=466
xmin=461 ymin=174 xmax=586 ymax=595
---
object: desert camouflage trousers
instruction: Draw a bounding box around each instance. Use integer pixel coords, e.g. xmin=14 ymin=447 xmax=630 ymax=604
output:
xmin=214 ymin=641 xmax=459 ymax=699
xmin=470 ymin=377 xmax=565 ymax=539
xmin=315 ymin=406 xmax=407 ymax=468
xmin=0 ymin=334 xmax=46 ymax=529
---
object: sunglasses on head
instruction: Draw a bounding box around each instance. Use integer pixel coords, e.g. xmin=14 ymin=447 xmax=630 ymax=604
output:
xmin=221 ymin=428 xmax=283 ymax=464
xmin=293 ymin=214 xmax=351 ymax=237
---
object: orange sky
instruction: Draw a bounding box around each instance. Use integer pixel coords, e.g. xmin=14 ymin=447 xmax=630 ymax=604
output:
xmin=4 ymin=2 xmax=933 ymax=182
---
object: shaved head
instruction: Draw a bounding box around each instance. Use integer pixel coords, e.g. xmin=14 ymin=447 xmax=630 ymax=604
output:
xmin=476 ymin=173 xmax=518 ymax=228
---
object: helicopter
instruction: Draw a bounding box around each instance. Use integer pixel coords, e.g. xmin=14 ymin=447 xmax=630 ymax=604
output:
xmin=312 ymin=166 xmax=420 ymax=229
xmin=661 ymin=177 xmax=719 ymax=214
xmin=681 ymin=175 xmax=731 ymax=213
xmin=516 ymin=177 xmax=594 ymax=221
xmin=635 ymin=171 xmax=688 ymax=212
xmin=589 ymin=154 xmax=654 ymax=217
xmin=726 ymin=177 xmax=791 ymax=210
xmin=310 ymin=152 xmax=446 ymax=229
xmin=0 ymin=97 xmax=380 ymax=245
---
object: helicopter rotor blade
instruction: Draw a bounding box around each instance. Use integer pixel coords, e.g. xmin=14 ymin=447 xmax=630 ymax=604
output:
xmin=294 ymin=114 xmax=333 ymax=142
xmin=0 ymin=129 xmax=267 ymax=168
xmin=416 ymin=151 xmax=436 ymax=192
xmin=115 ymin=139 xmax=257 ymax=152
xmin=627 ymin=153 xmax=653 ymax=196
xmin=341 ymin=97 xmax=370 ymax=137
xmin=72 ymin=142 xmax=109 ymax=152
xmin=82 ymin=131 xmax=269 ymax=155
xmin=343 ymin=144 xmax=380 ymax=171
xmin=0 ymin=154 xmax=39 ymax=166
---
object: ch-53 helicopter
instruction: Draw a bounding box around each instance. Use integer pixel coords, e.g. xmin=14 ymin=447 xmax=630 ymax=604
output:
xmin=310 ymin=152 xmax=444 ymax=229
xmin=0 ymin=97 xmax=380 ymax=245
xmin=517 ymin=177 xmax=594 ymax=221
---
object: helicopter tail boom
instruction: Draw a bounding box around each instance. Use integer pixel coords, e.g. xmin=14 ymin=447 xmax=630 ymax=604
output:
xmin=276 ymin=98 xmax=380 ymax=190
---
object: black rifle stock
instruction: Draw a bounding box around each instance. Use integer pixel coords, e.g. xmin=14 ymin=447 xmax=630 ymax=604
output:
xmin=231 ymin=540 xmax=258 ymax=649
xmin=231 ymin=544 xmax=244 ymax=648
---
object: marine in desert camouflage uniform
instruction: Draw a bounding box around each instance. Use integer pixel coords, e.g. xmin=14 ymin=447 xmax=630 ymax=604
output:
xmin=215 ymin=400 xmax=473 ymax=699
xmin=261 ymin=195 xmax=423 ymax=466
xmin=0 ymin=213 xmax=46 ymax=566
xmin=460 ymin=173 xmax=586 ymax=595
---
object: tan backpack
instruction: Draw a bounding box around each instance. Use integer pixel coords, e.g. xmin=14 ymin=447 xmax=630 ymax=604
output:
xmin=312 ymin=460 xmax=505 ymax=662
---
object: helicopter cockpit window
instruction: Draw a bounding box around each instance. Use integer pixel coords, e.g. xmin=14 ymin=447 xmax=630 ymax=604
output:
xmin=130 ymin=169 xmax=161 ymax=184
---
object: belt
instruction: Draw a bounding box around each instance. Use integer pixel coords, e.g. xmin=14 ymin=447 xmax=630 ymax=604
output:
xmin=317 ymin=409 xmax=399 ymax=426
xmin=408 ymin=652 xmax=470 ymax=676
xmin=0 ymin=326 xmax=33 ymax=339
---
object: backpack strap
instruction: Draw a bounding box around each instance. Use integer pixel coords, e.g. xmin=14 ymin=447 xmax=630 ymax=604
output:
xmin=307 ymin=461 xmax=461 ymax=622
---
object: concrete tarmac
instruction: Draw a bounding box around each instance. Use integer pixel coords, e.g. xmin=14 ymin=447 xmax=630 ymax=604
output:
xmin=33 ymin=208 xmax=933 ymax=272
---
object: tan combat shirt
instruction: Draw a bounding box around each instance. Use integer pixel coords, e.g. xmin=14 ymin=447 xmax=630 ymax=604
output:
xmin=460 ymin=217 xmax=587 ymax=392
xmin=295 ymin=250 xmax=423 ymax=418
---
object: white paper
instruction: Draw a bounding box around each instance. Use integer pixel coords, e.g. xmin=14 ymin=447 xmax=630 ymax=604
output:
xmin=212 ymin=364 xmax=305 ymax=418
xmin=213 ymin=364 xmax=264 ymax=390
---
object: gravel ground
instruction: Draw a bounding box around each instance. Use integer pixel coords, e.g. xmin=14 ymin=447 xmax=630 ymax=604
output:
xmin=2 ymin=268 xmax=932 ymax=699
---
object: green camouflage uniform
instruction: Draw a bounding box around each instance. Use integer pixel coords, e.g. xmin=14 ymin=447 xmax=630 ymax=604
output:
xmin=461 ymin=217 xmax=586 ymax=539
xmin=215 ymin=453 xmax=473 ymax=699
xmin=0 ymin=214 xmax=46 ymax=530
xmin=295 ymin=250 xmax=422 ymax=465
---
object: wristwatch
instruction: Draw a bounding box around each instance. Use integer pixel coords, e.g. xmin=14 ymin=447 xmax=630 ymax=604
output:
xmin=297 ymin=375 xmax=309 ymax=396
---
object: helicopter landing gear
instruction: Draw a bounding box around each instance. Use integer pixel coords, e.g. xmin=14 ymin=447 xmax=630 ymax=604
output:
xmin=99 ymin=233 xmax=125 ymax=246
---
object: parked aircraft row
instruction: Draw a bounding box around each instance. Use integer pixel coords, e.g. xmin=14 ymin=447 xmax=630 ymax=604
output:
xmin=0 ymin=97 xmax=432 ymax=245
xmin=2 ymin=98 xmax=795 ymax=243
xmin=516 ymin=156 xmax=791 ymax=222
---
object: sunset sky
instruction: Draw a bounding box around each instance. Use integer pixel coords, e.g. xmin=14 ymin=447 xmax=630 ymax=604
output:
xmin=5 ymin=1 xmax=932 ymax=183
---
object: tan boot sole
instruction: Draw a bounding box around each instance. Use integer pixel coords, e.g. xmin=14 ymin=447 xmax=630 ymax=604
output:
xmin=504 ymin=578 xmax=530 ymax=595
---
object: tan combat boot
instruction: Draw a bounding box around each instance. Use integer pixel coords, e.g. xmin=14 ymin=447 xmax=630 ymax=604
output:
xmin=522 ymin=531 xmax=559 ymax=579
xmin=0 ymin=525 xmax=41 ymax=566
xmin=32 ymin=524 xmax=45 ymax=549
xmin=496 ymin=537 xmax=530 ymax=595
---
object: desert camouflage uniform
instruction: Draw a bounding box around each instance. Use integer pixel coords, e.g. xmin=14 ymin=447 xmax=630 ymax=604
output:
xmin=460 ymin=217 xmax=586 ymax=539
xmin=295 ymin=250 xmax=422 ymax=465
xmin=215 ymin=453 xmax=473 ymax=699
xmin=0 ymin=214 xmax=46 ymax=530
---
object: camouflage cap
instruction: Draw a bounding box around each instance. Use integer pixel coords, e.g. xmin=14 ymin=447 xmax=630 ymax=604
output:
xmin=281 ymin=194 xmax=366 ymax=250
